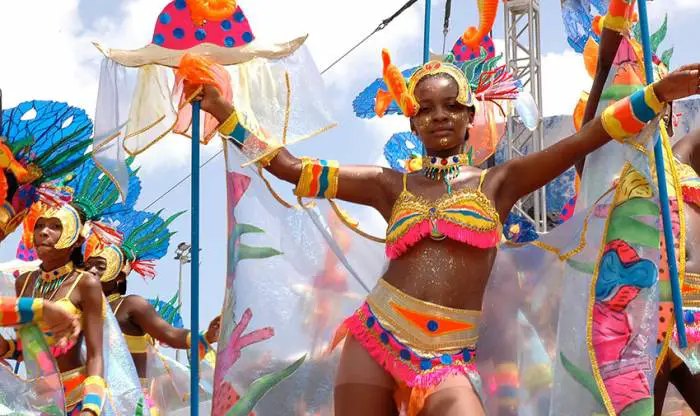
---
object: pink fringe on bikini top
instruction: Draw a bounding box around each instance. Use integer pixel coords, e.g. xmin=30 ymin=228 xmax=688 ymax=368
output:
xmin=386 ymin=219 xmax=501 ymax=259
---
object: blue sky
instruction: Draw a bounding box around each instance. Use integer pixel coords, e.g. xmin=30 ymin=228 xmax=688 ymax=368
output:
xmin=1 ymin=0 xmax=699 ymax=363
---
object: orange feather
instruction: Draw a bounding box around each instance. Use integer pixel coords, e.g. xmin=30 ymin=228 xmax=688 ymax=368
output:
xmin=461 ymin=0 xmax=499 ymax=48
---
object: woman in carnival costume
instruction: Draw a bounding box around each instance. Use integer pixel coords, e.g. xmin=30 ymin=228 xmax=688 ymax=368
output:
xmin=7 ymin=203 xmax=110 ymax=416
xmin=85 ymin=208 xmax=220 ymax=414
xmin=0 ymin=100 xmax=93 ymax=243
xmin=0 ymin=155 xmax=147 ymax=414
xmin=192 ymin=16 xmax=700 ymax=414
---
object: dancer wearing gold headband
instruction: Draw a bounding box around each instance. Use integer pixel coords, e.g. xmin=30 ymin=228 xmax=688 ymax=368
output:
xmin=193 ymin=46 xmax=700 ymax=414
xmin=0 ymin=153 xmax=147 ymax=414
xmin=9 ymin=203 xmax=107 ymax=416
xmin=84 ymin=209 xmax=220 ymax=413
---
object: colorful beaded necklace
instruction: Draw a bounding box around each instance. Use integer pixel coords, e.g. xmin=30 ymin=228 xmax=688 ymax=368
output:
xmin=33 ymin=262 xmax=74 ymax=299
xmin=422 ymin=146 xmax=473 ymax=194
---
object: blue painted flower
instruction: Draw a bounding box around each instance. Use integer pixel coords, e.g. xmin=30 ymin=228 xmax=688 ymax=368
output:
xmin=595 ymin=247 xmax=657 ymax=300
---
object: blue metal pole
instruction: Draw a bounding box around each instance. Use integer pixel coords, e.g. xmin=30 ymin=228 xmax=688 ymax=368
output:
xmin=423 ymin=0 xmax=431 ymax=63
xmin=637 ymin=0 xmax=687 ymax=347
xmin=190 ymin=100 xmax=201 ymax=414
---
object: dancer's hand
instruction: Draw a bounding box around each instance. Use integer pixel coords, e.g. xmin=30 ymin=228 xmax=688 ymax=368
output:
xmin=185 ymin=83 xmax=228 ymax=115
xmin=205 ymin=315 xmax=221 ymax=344
xmin=655 ymin=64 xmax=700 ymax=102
xmin=42 ymin=301 xmax=81 ymax=348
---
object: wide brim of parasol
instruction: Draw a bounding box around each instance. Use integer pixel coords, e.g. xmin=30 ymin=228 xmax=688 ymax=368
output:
xmin=92 ymin=35 xmax=308 ymax=68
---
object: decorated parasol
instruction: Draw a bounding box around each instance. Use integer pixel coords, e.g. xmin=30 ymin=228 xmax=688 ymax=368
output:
xmin=92 ymin=1 xmax=335 ymax=413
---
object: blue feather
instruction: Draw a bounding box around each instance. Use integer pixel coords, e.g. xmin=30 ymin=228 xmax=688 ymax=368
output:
xmin=104 ymin=210 xmax=181 ymax=262
xmin=352 ymin=67 xmax=419 ymax=119
xmin=148 ymin=294 xmax=184 ymax=329
xmin=1 ymin=100 xmax=92 ymax=181
xmin=560 ymin=0 xmax=604 ymax=54
xmin=383 ymin=132 xmax=423 ymax=172
xmin=66 ymin=157 xmax=141 ymax=220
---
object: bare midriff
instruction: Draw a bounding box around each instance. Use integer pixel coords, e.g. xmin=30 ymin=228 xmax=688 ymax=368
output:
xmin=382 ymin=238 xmax=496 ymax=311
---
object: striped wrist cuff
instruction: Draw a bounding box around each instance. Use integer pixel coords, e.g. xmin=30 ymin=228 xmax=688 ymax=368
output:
xmin=82 ymin=375 xmax=107 ymax=416
xmin=218 ymin=111 xmax=249 ymax=145
xmin=0 ymin=297 xmax=43 ymax=326
xmin=602 ymin=84 xmax=664 ymax=142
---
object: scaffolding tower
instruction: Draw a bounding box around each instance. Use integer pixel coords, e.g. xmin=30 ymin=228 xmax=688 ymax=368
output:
xmin=503 ymin=0 xmax=547 ymax=232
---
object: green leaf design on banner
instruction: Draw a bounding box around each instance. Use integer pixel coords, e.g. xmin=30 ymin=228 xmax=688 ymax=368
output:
xmin=605 ymin=199 xmax=660 ymax=247
xmin=620 ymin=398 xmax=654 ymax=416
xmin=661 ymin=47 xmax=674 ymax=69
xmin=134 ymin=397 xmax=145 ymax=416
xmin=226 ymin=355 xmax=307 ymax=416
xmin=238 ymin=244 xmax=283 ymax=261
xmin=560 ymin=352 xmax=605 ymax=407
xmin=601 ymin=84 xmax=642 ymax=102
xmin=650 ymin=15 xmax=668 ymax=55
xmin=659 ymin=280 xmax=672 ymax=303
xmin=567 ymin=259 xmax=595 ymax=275
xmin=632 ymin=23 xmax=642 ymax=43
xmin=233 ymin=224 xmax=265 ymax=240
xmin=37 ymin=405 xmax=63 ymax=416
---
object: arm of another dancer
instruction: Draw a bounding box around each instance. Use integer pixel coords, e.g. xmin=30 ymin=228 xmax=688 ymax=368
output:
xmin=492 ymin=64 xmax=700 ymax=220
xmin=126 ymin=295 xmax=219 ymax=357
xmin=576 ymin=28 xmax=625 ymax=176
xmin=0 ymin=296 xmax=81 ymax=358
xmin=194 ymin=85 xmax=401 ymax=219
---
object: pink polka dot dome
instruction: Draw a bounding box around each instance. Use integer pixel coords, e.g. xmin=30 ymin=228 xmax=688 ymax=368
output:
xmin=151 ymin=0 xmax=255 ymax=50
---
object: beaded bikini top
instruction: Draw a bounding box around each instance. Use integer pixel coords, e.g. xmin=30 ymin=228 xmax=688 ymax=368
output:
xmin=385 ymin=170 xmax=502 ymax=259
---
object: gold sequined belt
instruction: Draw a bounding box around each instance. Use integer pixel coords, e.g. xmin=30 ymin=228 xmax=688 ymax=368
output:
xmin=367 ymin=279 xmax=480 ymax=355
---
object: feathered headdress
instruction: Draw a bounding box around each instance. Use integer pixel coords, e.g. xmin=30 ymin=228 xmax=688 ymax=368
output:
xmin=354 ymin=31 xmax=534 ymax=170
xmin=86 ymin=209 xmax=183 ymax=280
xmin=17 ymin=157 xmax=142 ymax=260
xmin=66 ymin=156 xmax=142 ymax=246
xmin=1 ymin=101 xmax=93 ymax=237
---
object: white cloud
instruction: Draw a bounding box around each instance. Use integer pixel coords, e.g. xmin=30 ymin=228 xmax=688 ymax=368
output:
xmin=649 ymin=0 xmax=700 ymax=15
xmin=0 ymin=0 xmax=95 ymax=112
xmin=1 ymin=0 xmax=426 ymax=174
xmin=541 ymin=49 xmax=589 ymax=117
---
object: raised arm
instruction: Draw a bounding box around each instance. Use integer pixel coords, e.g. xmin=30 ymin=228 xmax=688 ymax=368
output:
xmin=195 ymin=85 xmax=401 ymax=218
xmin=496 ymin=65 xmax=700 ymax=215
xmin=576 ymin=28 xmax=625 ymax=176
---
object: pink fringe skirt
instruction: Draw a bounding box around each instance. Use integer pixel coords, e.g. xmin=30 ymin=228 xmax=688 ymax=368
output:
xmin=332 ymin=279 xmax=481 ymax=415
